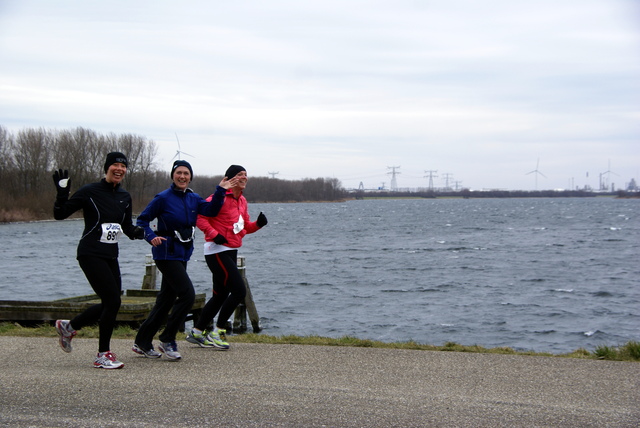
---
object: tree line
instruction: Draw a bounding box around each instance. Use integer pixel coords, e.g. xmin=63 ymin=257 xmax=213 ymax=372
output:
xmin=0 ymin=126 xmax=348 ymax=222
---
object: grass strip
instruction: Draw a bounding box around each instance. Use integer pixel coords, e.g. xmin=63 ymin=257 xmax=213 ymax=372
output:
xmin=1 ymin=322 xmax=637 ymax=362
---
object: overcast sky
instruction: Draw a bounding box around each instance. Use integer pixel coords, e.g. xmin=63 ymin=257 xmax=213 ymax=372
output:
xmin=1 ymin=0 xmax=638 ymax=191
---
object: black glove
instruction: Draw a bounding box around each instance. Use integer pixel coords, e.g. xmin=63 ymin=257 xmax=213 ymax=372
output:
xmin=257 ymin=212 xmax=268 ymax=228
xmin=131 ymin=226 xmax=145 ymax=240
xmin=52 ymin=169 xmax=71 ymax=199
xmin=213 ymin=233 xmax=228 ymax=245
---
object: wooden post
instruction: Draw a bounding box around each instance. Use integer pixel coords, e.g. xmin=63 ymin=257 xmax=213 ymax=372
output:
xmin=141 ymin=254 xmax=157 ymax=290
xmin=232 ymin=256 xmax=261 ymax=333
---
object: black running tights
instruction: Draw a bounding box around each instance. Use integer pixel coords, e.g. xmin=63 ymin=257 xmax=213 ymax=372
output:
xmin=73 ymin=256 xmax=122 ymax=353
xmin=135 ymin=260 xmax=195 ymax=347
xmin=195 ymin=250 xmax=246 ymax=331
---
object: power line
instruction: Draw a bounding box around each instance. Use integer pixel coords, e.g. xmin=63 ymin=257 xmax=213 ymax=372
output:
xmin=424 ymin=170 xmax=438 ymax=191
xmin=387 ymin=166 xmax=400 ymax=191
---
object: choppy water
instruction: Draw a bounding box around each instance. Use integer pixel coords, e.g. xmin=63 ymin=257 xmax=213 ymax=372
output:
xmin=1 ymin=197 xmax=639 ymax=353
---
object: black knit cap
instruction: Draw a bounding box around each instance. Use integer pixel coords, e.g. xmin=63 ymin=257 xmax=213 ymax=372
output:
xmin=104 ymin=152 xmax=128 ymax=173
xmin=225 ymin=164 xmax=246 ymax=179
xmin=171 ymin=160 xmax=194 ymax=181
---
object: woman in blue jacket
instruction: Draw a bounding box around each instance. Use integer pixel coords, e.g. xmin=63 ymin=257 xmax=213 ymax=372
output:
xmin=132 ymin=160 xmax=236 ymax=360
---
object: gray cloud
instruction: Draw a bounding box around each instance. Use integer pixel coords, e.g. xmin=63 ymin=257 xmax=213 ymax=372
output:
xmin=1 ymin=0 xmax=638 ymax=190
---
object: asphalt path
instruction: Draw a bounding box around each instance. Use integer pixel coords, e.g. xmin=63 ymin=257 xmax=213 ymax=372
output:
xmin=0 ymin=337 xmax=638 ymax=427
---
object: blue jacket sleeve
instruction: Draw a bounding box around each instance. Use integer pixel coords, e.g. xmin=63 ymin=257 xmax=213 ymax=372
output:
xmin=137 ymin=195 xmax=162 ymax=243
xmin=198 ymin=185 xmax=226 ymax=217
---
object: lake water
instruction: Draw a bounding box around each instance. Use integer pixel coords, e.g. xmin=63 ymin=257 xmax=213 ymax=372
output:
xmin=1 ymin=197 xmax=638 ymax=353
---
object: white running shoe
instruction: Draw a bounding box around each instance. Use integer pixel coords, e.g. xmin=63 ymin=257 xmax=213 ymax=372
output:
xmin=94 ymin=351 xmax=124 ymax=369
xmin=132 ymin=343 xmax=162 ymax=359
xmin=158 ymin=341 xmax=182 ymax=360
xmin=55 ymin=320 xmax=76 ymax=353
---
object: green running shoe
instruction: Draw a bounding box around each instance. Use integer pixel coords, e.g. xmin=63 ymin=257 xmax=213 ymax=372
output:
xmin=206 ymin=329 xmax=230 ymax=350
xmin=186 ymin=329 xmax=215 ymax=348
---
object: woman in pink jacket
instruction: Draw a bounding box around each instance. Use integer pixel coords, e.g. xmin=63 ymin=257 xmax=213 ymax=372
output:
xmin=187 ymin=165 xmax=267 ymax=349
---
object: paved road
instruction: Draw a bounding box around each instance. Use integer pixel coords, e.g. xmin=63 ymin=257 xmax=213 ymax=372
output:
xmin=0 ymin=337 xmax=638 ymax=427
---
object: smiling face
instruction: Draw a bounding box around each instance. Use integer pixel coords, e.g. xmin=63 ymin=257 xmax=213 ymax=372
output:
xmin=105 ymin=162 xmax=127 ymax=185
xmin=172 ymin=166 xmax=191 ymax=190
xmin=232 ymin=170 xmax=248 ymax=191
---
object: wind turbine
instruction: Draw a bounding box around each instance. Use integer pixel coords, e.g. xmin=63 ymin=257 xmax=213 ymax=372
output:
xmin=171 ymin=133 xmax=194 ymax=160
xmin=599 ymin=159 xmax=618 ymax=191
xmin=526 ymin=158 xmax=546 ymax=190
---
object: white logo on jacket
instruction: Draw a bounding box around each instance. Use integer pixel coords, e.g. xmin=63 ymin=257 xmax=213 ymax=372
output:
xmin=233 ymin=215 xmax=244 ymax=234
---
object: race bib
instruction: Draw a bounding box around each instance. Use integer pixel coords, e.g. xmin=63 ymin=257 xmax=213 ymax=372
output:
xmin=100 ymin=223 xmax=122 ymax=244
xmin=233 ymin=214 xmax=245 ymax=234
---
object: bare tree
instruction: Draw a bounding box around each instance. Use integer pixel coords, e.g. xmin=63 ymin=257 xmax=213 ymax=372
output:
xmin=0 ymin=126 xmax=14 ymax=184
xmin=99 ymin=132 xmax=120 ymax=158
xmin=241 ymin=176 xmax=346 ymax=202
xmin=13 ymin=127 xmax=53 ymax=194
xmin=115 ymin=133 xmax=158 ymax=201
xmin=53 ymin=127 xmax=103 ymax=186
xmin=134 ymin=138 xmax=158 ymax=203
xmin=0 ymin=125 xmax=349 ymax=221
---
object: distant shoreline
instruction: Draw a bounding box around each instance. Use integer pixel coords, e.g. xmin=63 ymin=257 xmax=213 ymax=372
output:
xmin=2 ymin=193 xmax=636 ymax=224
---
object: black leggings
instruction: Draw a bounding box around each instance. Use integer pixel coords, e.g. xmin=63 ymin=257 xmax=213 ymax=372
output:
xmin=73 ymin=256 xmax=122 ymax=353
xmin=135 ymin=260 xmax=195 ymax=347
xmin=195 ymin=250 xmax=246 ymax=331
